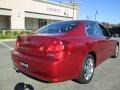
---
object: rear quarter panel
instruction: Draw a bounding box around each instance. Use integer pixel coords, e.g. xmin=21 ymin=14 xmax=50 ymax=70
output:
xmin=62 ymin=36 xmax=96 ymax=78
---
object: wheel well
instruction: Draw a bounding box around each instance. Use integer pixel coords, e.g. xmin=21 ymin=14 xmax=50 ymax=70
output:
xmin=89 ymin=51 xmax=96 ymax=67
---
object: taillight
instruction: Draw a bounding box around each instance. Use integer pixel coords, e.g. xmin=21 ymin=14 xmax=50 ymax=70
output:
xmin=46 ymin=40 xmax=65 ymax=53
xmin=15 ymin=36 xmax=22 ymax=50
xmin=44 ymin=39 xmax=72 ymax=60
xmin=15 ymin=40 xmax=19 ymax=50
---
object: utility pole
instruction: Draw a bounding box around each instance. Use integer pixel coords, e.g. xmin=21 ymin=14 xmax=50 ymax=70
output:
xmin=72 ymin=0 xmax=75 ymax=20
xmin=69 ymin=0 xmax=75 ymax=20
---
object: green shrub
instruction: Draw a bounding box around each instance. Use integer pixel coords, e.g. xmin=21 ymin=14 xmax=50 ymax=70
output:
xmin=0 ymin=30 xmax=32 ymax=39
xmin=26 ymin=31 xmax=31 ymax=34
xmin=5 ymin=31 xmax=11 ymax=35
xmin=13 ymin=31 xmax=19 ymax=36
xmin=0 ymin=31 xmax=2 ymax=34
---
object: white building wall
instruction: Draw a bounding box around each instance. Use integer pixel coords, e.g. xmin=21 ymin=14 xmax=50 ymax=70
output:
xmin=0 ymin=0 xmax=80 ymax=30
xmin=0 ymin=9 xmax=12 ymax=16
xmin=26 ymin=0 xmax=75 ymax=18
xmin=0 ymin=0 xmax=26 ymax=29
xmin=11 ymin=9 xmax=25 ymax=29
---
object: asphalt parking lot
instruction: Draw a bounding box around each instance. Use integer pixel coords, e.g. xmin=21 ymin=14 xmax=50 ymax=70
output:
xmin=0 ymin=39 xmax=120 ymax=90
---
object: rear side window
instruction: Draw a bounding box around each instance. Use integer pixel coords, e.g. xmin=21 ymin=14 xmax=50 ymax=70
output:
xmin=35 ymin=21 xmax=79 ymax=34
xmin=86 ymin=22 xmax=103 ymax=36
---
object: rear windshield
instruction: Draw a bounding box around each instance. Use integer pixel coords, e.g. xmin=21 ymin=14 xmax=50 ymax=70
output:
xmin=35 ymin=21 xmax=79 ymax=34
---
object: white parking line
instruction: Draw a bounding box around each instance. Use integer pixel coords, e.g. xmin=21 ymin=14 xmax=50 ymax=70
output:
xmin=0 ymin=42 xmax=14 ymax=50
xmin=0 ymin=39 xmax=16 ymax=42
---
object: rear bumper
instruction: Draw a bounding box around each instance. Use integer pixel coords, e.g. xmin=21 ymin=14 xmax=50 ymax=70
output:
xmin=11 ymin=50 xmax=77 ymax=82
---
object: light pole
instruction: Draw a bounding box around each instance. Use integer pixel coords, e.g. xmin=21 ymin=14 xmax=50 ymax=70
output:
xmin=86 ymin=15 xmax=89 ymax=20
xmin=95 ymin=10 xmax=98 ymax=21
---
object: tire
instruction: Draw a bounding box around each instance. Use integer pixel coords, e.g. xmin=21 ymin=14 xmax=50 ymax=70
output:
xmin=112 ymin=45 xmax=119 ymax=58
xmin=76 ymin=54 xmax=95 ymax=84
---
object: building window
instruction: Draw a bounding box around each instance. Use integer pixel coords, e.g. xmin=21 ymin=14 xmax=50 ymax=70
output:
xmin=0 ymin=16 xmax=10 ymax=30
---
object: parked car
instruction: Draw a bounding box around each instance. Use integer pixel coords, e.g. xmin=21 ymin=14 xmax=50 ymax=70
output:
xmin=11 ymin=20 xmax=119 ymax=84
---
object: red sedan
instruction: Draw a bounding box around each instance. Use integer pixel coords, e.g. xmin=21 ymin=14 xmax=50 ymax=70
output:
xmin=11 ymin=20 xmax=119 ymax=84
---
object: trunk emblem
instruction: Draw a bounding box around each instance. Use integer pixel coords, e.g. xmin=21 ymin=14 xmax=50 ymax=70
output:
xmin=23 ymin=41 xmax=29 ymax=45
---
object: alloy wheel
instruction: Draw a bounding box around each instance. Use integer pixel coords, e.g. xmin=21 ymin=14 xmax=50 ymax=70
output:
xmin=84 ymin=57 xmax=94 ymax=81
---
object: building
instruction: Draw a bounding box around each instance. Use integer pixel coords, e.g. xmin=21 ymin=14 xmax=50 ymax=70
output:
xmin=0 ymin=0 xmax=80 ymax=30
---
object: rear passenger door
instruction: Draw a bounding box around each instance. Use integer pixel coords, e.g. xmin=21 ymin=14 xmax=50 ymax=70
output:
xmin=86 ymin=22 xmax=109 ymax=63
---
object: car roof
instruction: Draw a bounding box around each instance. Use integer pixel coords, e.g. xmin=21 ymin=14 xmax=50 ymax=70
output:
xmin=55 ymin=20 xmax=99 ymax=24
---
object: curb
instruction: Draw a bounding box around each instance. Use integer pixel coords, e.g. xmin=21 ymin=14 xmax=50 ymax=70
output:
xmin=0 ymin=39 xmax=16 ymax=42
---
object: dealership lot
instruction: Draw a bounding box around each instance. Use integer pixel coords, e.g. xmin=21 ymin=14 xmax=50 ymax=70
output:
xmin=0 ymin=39 xmax=120 ymax=90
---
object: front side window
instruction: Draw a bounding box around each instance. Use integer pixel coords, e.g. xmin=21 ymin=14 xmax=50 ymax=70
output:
xmin=98 ymin=24 xmax=111 ymax=37
xmin=35 ymin=21 xmax=79 ymax=34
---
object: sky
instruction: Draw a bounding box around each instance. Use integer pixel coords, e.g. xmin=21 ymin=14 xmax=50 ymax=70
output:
xmin=50 ymin=0 xmax=120 ymax=24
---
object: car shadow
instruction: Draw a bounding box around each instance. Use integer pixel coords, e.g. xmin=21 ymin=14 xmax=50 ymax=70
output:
xmin=14 ymin=82 xmax=34 ymax=90
xmin=21 ymin=72 xmax=51 ymax=83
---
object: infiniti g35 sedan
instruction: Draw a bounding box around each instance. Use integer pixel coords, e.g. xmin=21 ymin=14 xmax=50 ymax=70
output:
xmin=11 ymin=20 xmax=119 ymax=84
